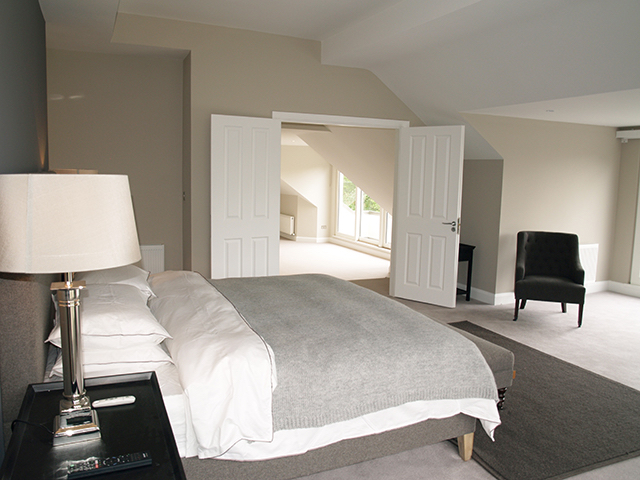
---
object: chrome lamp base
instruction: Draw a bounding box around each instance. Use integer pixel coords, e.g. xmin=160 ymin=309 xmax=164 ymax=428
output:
xmin=51 ymin=277 xmax=101 ymax=446
xmin=53 ymin=408 xmax=101 ymax=446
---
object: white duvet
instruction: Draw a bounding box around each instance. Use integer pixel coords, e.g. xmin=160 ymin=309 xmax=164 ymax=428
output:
xmin=148 ymin=271 xmax=277 ymax=458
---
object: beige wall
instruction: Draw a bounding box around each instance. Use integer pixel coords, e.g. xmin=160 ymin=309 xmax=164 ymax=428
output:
xmin=299 ymin=127 xmax=396 ymax=213
xmin=281 ymin=145 xmax=332 ymax=240
xmin=46 ymin=49 xmax=184 ymax=271
xmin=459 ymin=159 xmax=504 ymax=294
xmin=112 ymin=14 xmax=422 ymax=276
xmin=611 ymin=140 xmax=640 ymax=283
xmin=465 ymin=114 xmax=621 ymax=295
xmin=47 ymin=15 xmax=632 ymax=297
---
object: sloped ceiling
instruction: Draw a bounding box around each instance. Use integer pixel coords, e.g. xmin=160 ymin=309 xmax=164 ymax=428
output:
xmin=39 ymin=0 xmax=640 ymax=158
xmin=298 ymin=126 xmax=396 ymax=213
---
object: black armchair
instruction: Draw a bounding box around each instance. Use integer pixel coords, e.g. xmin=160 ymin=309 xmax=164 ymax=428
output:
xmin=514 ymin=231 xmax=586 ymax=327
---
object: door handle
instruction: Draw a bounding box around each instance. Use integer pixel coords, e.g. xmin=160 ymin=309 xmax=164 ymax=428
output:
xmin=442 ymin=219 xmax=460 ymax=234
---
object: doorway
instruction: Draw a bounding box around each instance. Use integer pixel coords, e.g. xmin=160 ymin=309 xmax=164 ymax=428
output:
xmin=275 ymin=112 xmax=407 ymax=281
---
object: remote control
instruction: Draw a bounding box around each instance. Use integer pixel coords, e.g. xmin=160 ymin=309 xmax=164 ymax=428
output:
xmin=91 ymin=395 xmax=136 ymax=408
xmin=67 ymin=451 xmax=152 ymax=479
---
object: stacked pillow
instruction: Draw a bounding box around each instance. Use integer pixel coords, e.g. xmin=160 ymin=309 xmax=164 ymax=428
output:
xmin=47 ymin=265 xmax=173 ymax=378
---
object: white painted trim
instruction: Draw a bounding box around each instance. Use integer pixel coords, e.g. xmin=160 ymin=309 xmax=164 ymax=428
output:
xmin=296 ymin=236 xmax=330 ymax=243
xmin=492 ymin=291 xmax=514 ymax=306
xmin=487 ymin=280 xmax=628 ymax=306
xmin=273 ymin=111 xmax=410 ymax=129
xmin=281 ymin=235 xmax=330 ymax=243
xmin=617 ymin=129 xmax=640 ymax=140
xmin=329 ymin=237 xmax=391 ymax=260
xmin=455 ymin=284 xmax=504 ymax=305
xmin=608 ymin=281 xmax=640 ymax=298
xmin=631 ymin=168 xmax=640 ymax=285
xmin=586 ymin=281 xmax=609 ymax=294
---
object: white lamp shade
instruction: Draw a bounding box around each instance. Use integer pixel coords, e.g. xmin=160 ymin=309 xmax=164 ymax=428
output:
xmin=0 ymin=174 xmax=141 ymax=274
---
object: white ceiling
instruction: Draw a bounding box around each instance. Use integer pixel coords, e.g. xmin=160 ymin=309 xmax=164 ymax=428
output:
xmin=39 ymin=0 xmax=640 ymax=157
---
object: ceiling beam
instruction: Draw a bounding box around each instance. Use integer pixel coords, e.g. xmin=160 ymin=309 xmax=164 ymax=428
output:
xmin=321 ymin=0 xmax=481 ymax=66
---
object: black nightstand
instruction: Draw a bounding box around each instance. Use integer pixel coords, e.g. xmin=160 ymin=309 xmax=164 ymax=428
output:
xmin=0 ymin=372 xmax=186 ymax=480
xmin=457 ymin=243 xmax=475 ymax=301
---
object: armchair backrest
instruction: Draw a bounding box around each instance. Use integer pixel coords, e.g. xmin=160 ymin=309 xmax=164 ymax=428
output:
xmin=516 ymin=231 xmax=584 ymax=283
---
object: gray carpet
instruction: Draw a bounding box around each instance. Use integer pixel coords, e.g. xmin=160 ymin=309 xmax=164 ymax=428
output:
xmin=451 ymin=321 xmax=640 ymax=480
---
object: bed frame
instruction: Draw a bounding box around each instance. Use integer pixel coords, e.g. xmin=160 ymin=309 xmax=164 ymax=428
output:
xmin=0 ymin=273 xmax=55 ymax=452
xmin=0 ymin=274 xmax=512 ymax=480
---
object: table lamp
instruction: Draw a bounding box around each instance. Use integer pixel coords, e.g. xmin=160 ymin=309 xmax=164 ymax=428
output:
xmin=0 ymin=174 xmax=141 ymax=445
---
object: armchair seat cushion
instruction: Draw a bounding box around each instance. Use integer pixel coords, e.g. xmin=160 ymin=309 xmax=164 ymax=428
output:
xmin=515 ymin=275 xmax=585 ymax=305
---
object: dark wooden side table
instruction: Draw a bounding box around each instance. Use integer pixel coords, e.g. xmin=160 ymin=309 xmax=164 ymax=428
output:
xmin=0 ymin=372 xmax=186 ymax=480
xmin=458 ymin=243 xmax=475 ymax=301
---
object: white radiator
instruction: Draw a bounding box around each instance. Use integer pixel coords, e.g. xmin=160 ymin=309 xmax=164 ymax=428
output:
xmin=280 ymin=214 xmax=295 ymax=236
xmin=140 ymin=244 xmax=165 ymax=274
xmin=579 ymin=244 xmax=598 ymax=284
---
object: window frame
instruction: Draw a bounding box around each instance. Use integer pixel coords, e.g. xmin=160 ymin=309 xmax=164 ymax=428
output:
xmin=334 ymin=171 xmax=391 ymax=250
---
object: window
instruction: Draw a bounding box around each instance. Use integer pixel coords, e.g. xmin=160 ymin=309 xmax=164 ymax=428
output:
xmin=337 ymin=174 xmax=357 ymax=237
xmin=336 ymin=172 xmax=392 ymax=249
xmin=360 ymin=192 xmax=380 ymax=242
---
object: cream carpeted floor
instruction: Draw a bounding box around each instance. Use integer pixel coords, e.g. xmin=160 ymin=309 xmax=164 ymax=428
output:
xmin=280 ymin=239 xmax=390 ymax=280
xmin=280 ymin=240 xmax=640 ymax=480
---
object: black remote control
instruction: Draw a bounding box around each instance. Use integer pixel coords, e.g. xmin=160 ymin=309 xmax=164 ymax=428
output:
xmin=67 ymin=451 xmax=152 ymax=478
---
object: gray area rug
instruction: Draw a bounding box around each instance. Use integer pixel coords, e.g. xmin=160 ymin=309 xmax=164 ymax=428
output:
xmin=451 ymin=321 xmax=640 ymax=480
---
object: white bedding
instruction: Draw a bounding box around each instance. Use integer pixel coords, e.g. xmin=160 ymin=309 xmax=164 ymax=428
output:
xmin=149 ymin=271 xmax=500 ymax=461
xmin=148 ymin=271 xmax=276 ymax=458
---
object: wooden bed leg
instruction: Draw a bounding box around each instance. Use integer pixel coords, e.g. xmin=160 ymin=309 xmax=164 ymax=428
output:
xmin=457 ymin=432 xmax=474 ymax=461
xmin=497 ymin=387 xmax=507 ymax=410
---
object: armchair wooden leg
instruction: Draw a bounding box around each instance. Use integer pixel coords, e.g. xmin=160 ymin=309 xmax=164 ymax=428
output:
xmin=578 ymin=303 xmax=584 ymax=327
xmin=561 ymin=302 xmax=567 ymax=313
xmin=514 ymin=298 xmax=527 ymax=321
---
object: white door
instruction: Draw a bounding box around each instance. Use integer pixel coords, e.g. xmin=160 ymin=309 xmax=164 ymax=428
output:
xmin=390 ymin=125 xmax=465 ymax=308
xmin=210 ymin=114 xmax=281 ymax=278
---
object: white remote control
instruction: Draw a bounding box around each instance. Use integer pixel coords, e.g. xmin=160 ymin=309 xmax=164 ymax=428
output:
xmin=91 ymin=395 xmax=136 ymax=408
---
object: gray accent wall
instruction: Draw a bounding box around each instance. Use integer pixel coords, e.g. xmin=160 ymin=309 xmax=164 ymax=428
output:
xmin=0 ymin=0 xmax=49 ymax=461
xmin=0 ymin=0 xmax=48 ymax=174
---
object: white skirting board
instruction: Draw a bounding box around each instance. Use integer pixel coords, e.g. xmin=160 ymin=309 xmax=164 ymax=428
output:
xmin=470 ymin=244 xmax=600 ymax=305
xmin=140 ymin=245 xmax=165 ymax=274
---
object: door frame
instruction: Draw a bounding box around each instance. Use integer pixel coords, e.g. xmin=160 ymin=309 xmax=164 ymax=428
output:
xmin=273 ymin=112 xmax=409 ymax=131
xmin=272 ymin=111 xmax=409 ymax=261
xmin=273 ymin=111 xmax=409 ymax=284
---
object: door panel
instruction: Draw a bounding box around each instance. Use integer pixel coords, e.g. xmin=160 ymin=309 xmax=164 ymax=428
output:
xmin=391 ymin=126 xmax=465 ymax=307
xmin=211 ymin=115 xmax=281 ymax=278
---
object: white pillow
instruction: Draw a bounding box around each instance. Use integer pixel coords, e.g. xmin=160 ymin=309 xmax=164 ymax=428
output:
xmin=75 ymin=265 xmax=155 ymax=299
xmin=47 ymin=284 xmax=171 ymax=349
xmin=51 ymin=344 xmax=173 ymax=378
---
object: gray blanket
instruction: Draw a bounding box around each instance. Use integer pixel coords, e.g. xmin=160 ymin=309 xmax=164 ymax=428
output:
xmin=209 ymin=274 xmax=497 ymax=431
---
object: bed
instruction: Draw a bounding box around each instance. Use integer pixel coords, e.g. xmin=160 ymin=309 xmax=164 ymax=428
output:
xmin=0 ymin=267 xmax=514 ymax=480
